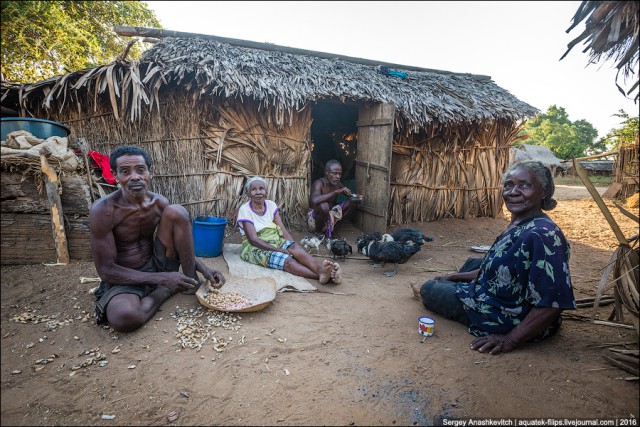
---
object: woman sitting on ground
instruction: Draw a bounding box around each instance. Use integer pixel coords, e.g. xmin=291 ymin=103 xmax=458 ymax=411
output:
xmin=237 ymin=176 xmax=342 ymax=284
xmin=411 ymin=160 xmax=576 ymax=355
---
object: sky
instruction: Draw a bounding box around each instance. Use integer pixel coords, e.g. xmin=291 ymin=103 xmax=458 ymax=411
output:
xmin=144 ymin=0 xmax=638 ymax=139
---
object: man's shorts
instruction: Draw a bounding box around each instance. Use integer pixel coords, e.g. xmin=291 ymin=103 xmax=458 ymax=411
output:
xmin=306 ymin=204 xmax=344 ymax=238
xmin=94 ymin=238 xmax=180 ymax=325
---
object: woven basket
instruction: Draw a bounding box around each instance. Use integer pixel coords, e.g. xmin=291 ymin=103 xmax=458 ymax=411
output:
xmin=196 ymin=275 xmax=277 ymax=313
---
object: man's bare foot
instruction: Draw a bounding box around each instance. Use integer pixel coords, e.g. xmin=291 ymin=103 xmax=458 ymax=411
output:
xmin=318 ymin=260 xmax=333 ymax=284
xmin=330 ymin=261 xmax=343 ymax=285
xmin=410 ymin=282 xmax=422 ymax=302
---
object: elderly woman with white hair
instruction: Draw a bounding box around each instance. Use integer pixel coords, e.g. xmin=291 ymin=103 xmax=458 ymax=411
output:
xmin=237 ymin=176 xmax=342 ymax=284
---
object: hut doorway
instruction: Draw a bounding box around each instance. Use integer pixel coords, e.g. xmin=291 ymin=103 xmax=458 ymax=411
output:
xmin=310 ymin=102 xmax=359 ymax=193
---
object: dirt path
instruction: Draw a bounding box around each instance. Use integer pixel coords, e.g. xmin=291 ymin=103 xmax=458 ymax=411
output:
xmin=555 ymin=184 xmax=607 ymax=200
xmin=1 ymin=185 xmax=638 ymax=426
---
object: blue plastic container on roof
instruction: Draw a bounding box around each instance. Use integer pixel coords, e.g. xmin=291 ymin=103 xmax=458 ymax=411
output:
xmin=1 ymin=117 xmax=71 ymax=141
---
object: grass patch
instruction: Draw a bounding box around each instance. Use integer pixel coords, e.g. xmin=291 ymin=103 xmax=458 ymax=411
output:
xmin=554 ymin=175 xmax=613 ymax=186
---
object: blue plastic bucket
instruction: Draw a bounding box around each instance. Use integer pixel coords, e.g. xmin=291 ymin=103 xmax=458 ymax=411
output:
xmin=1 ymin=117 xmax=71 ymax=141
xmin=192 ymin=216 xmax=227 ymax=257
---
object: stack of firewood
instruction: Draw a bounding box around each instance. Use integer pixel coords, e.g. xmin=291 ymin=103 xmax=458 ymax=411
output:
xmin=603 ymin=346 xmax=639 ymax=380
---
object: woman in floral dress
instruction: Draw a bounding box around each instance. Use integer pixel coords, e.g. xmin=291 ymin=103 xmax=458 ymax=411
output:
xmin=411 ymin=161 xmax=576 ymax=354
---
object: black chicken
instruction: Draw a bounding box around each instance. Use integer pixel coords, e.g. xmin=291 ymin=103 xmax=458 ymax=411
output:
xmin=355 ymin=231 xmax=382 ymax=254
xmin=329 ymin=238 xmax=352 ymax=261
xmin=390 ymin=228 xmax=433 ymax=247
xmin=360 ymin=235 xmax=422 ymax=276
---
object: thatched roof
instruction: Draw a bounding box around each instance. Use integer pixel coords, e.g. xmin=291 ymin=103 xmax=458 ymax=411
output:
xmin=562 ymin=1 xmax=639 ymax=101
xmin=574 ymin=160 xmax=614 ymax=172
xmin=511 ymin=144 xmax=566 ymax=174
xmin=512 ymin=144 xmax=565 ymax=164
xmin=1 ymin=31 xmax=538 ymax=133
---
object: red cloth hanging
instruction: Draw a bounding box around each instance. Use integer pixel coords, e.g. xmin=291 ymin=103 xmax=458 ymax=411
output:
xmin=88 ymin=151 xmax=116 ymax=185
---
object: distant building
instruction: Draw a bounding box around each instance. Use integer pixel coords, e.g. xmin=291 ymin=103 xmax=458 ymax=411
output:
xmin=565 ymin=160 xmax=614 ymax=177
xmin=510 ymin=144 xmax=566 ymax=176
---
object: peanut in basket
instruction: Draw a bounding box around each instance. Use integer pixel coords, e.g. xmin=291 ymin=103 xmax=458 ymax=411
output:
xmin=203 ymin=290 xmax=253 ymax=311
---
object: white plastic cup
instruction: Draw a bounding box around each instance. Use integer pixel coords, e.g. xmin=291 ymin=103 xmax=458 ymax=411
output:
xmin=418 ymin=316 xmax=435 ymax=337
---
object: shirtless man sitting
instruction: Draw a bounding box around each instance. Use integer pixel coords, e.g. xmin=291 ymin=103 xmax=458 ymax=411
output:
xmin=90 ymin=146 xmax=225 ymax=332
xmin=306 ymin=159 xmax=361 ymax=239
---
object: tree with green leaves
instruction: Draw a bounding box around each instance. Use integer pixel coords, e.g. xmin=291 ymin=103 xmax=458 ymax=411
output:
xmin=1 ymin=1 xmax=161 ymax=83
xmin=601 ymin=110 xmax=640 ymax=150
xmin=520 ymin=105 xmax=599 ymax=159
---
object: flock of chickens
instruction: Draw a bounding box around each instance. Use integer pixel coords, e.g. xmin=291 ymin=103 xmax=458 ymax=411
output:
xmin=300 ymin=228 xmax=432 ymax=277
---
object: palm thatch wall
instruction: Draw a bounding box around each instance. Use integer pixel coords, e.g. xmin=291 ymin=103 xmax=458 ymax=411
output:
xmin=1 ymin=33 xmax=538 ymax=230
xmin=614 ymin=141 xmax=639 ymax=200
xmin=390 ymin=120 xmax=524 ymax=223
xmin=24 ymin=91 xmax=311 ymax=229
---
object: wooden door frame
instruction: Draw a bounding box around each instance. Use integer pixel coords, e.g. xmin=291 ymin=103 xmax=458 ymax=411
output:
xmin=354 ymin=102 xmax=395 ymax=233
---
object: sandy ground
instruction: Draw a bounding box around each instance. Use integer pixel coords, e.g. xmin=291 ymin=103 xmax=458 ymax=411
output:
xmin=1 ymin=185 xmax=638 ymax=426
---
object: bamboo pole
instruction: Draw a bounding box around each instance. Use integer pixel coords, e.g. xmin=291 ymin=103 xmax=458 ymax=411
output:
xmin=573 ymin=159 xmax=629 ymax=246
xmin=602 ymin=355 xmax=639 ymax=376
xmin=561 ymin=150 xmax=619 ymax=162
xmin=40 ymin=151 xmax=70 ymax=264
xmin=593 ymin=320 xmax=635 ymax=329
xmin=613 ymin=203 xmax=640 ymax=223
xmin=181 ymin=198 xmax=220 ymax=206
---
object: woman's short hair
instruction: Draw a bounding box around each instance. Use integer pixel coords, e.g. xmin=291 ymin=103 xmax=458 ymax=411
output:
xmin=244 ymin=176 xmax=268 ymax=195
xmin=504 ymin=161 xmax=557 ymax=210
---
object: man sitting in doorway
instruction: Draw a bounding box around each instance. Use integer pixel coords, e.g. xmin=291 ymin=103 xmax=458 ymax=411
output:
xmin=306 ymin=159 xmax=361 ymax=238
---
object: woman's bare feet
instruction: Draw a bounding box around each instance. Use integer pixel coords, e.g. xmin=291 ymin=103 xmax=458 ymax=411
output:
xmin=330 ymin=261 xmax=343 ymax=285
xmin=318 ymin=260 xmax=333 ymax=284
xmin=410 ymin=282 xmax=422 ymax=302
xmin=318 ymin=260 xmax=343 ymax=284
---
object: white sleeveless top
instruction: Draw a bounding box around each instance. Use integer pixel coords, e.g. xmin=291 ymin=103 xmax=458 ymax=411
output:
xmin=236 ymin=200 xmax=280 ymax=236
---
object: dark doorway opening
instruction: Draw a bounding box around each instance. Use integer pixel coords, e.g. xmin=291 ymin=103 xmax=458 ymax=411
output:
xmin=310 ymin=102 xmax=359 ymax=190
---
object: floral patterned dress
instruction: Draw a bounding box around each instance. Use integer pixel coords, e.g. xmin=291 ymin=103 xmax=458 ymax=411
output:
xmin=456 ymin=214 xmax=577 ymax=339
